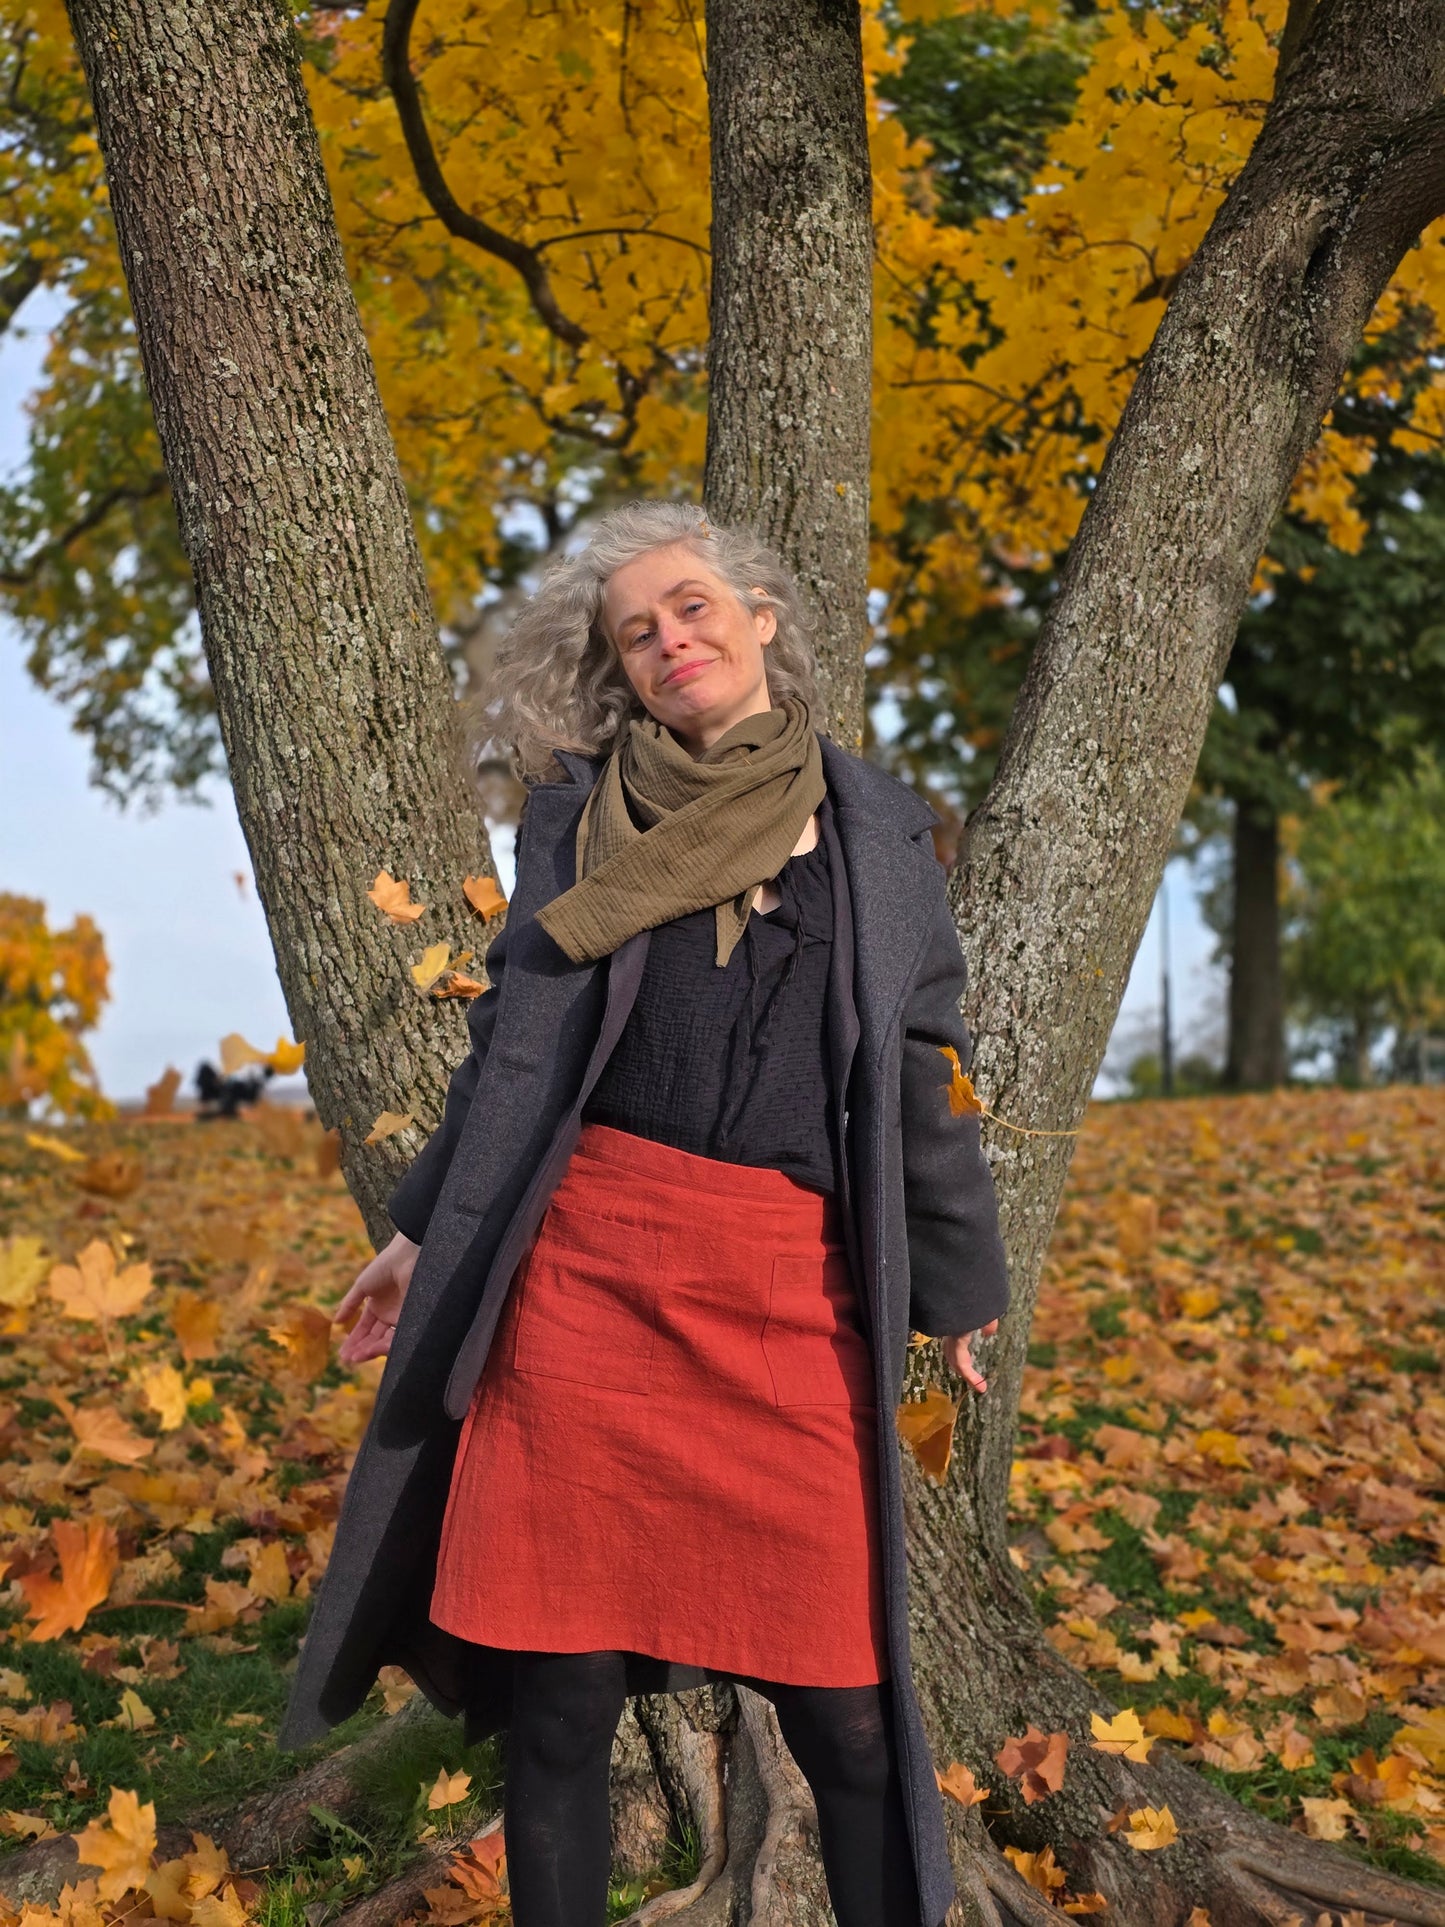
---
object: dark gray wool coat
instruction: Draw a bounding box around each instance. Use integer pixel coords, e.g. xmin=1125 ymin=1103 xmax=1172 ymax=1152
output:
xmin=279 ymin=732 xmax=1009 ymax=1927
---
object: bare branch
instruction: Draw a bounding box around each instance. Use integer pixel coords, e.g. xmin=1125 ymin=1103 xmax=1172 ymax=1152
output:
xmin=0 ymin=252 xmax=43 ymax=336
xmin=380 ymin=0 xmax=587 ymax=347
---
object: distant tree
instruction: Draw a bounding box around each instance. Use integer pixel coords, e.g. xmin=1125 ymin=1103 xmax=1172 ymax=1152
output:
xmin=0 ymin=893 xmax=111 ymax=1118
xmin=1284 ymin=754 xmax=1445 ymax=1084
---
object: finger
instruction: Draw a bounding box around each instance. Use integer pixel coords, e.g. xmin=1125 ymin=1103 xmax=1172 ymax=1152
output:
xmin=982 ymin=1318 xmax=1000 ymax=1337
xmin=335 ymin=1275 xmax=373 ymax=1323
xmin=959 ymin=1360 xmax=988 ymax=1395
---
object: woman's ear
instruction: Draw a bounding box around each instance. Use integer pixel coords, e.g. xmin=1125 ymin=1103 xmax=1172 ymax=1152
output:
xmin=749 ymin=588 xmax=778 ymax=647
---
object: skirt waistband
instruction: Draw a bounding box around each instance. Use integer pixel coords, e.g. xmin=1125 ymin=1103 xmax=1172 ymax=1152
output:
xmin=569 ymin=1121 xmax=843 ymax=1226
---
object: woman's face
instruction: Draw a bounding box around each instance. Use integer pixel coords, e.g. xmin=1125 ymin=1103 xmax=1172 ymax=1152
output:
xmin=602 ymin=543 xmax=778 ymax=753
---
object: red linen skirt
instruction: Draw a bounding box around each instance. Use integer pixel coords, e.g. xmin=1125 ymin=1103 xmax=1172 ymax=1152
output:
xmin=430 ymin=1122 xmax=889 ymax=1686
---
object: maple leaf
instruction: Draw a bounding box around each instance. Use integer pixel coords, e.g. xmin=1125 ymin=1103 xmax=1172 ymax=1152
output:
xmin=267 ymin=1037 xmax=307 ymax=1076
xmin=72 ymin=1785 xmax=157 ymax=1899
xmin=145 ymin=1859 xmax=193 ymax=1921
xmin=189 ymin=1885 xmax=252 ymax=1927
xmin=171 ymin=1288 xmax=223 ymax=1362
xmin=895 ymin=1387 xmax=960 ymax=1484
xmin=1063 ymin=1898 xmax=1109 ymax=1917
xmin=448 ymin=1829 xmax=507 ymax=1899
xmin=368 ymin=869 xmax=427 ymax=923
xmin=218 ymin=1032 xmax=269 ymax=1074
xmin=411 ymin=942 xmax=456 ymax=991
xmin=1392 ymin=1708 xmax=1445 ymax=1771
xmin=936 ymin=1760 xmax=988 ymax=1807
xmin=1089 ymin=1708 xmax=1154 ymax=1762
xmin=55 ymin=1395 xmax=153 ymax=1467
xmin=1299 ymin=1795 xmax=1356 ymax=1840
xmin=365 ymin=1109 xmax=416 ymax=1145
xmin=135 ymin=1362 xmax=189 ymax=1432
xmin=245 ymin=1541 xmax=293 ymax=1604
xmin=996 ymin=1726 xmax=1069 ymax=1803
xmin=111 ymin=1688 xmax=156 ymax=1731
xmin=1122 ymin=1804 xmax=1178 ymax=1850
xmin=0 ymin=1234 xmax=48 ymax=1311
xmin=267 ymin=1305 xmax=333 ymax=1383
xmin=1002 ymin=1842 xmax=1064 ymax=1893
xmin=462 ymin=874 xmax=508 ymax=920
xmin=936 ymin=1043 xmax=983 ymax=1117
xmin=433 ymin=971 xmax=487 ymax=1000
xmin=20 ymin=1520 xmax=119 ymax=1640
xmin=1194 ymin=1428 xmax=1251 ymax=1470
xmin=427 ymin=1766 xmax=473 ymax=1810
xmin=48 ymin=1241 xmax=154 ymax=1325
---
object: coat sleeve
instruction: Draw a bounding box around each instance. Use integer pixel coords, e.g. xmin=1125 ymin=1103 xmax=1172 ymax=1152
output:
xmin=899 ymin=845 xmax=1010 ymax=1338
xmin=385 ymin=919 xmax=511 ymax=1243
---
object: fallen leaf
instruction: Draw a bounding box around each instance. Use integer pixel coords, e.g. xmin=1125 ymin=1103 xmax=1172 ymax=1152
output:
xmin=25 ymin=1131 xmax=85 ymax=1163
xmin=996 ymin=1725 xmax=1069 ymax=1804
xmin=0 ymin=1234 xmax=48 ymax=1310
xmin=365 ymin=1110 xmax=416 ymax=1146
xmin=1122 ymin=1804 xmax=1178 ymax=1851
xmin=267 ymin=1305 xmax=333 ymax=1383
xmin=462 ymin=874 xmax=507 ymax=920
xmin=55 ymin=1395 xmax=153 ymax=1466
xmin=1002 ymin=1842 xmax=1065 ymax=1893
xmin=368 ymin=870 xmax=427 ymax=923
xmin=171 ymin=1289 xmax=223 ymax=1363
xmin=75 ymin=1153 xmax=144 ymax=1199
xmin=49 ymin=1242 xmax=154 ymax=1325
xmin=20 ymin=1520 xmax=119 ymax=1640
xmin=1090 ymin=1708 xmax=1154 ymax=1763
xmin=433 ymin=971 xmax=486 ymax=1000
xmin=135 ymin=1362 xmax=189 ymax=1432
xmin=1299 ymin=1795 xmax=1355 ymax=1840
xmin=73 ymin=1785 xmax=157 ymax=1899
xmin=895 ymin=1386 xmax=960 ymax=1483
xmin=427 ymin=1766 xmax=473 ymax=1811
xmin=936 ymin=1761 xmax=988 ymax=1807
xmin=112 ymin=1688 xmax=156 ymax=1732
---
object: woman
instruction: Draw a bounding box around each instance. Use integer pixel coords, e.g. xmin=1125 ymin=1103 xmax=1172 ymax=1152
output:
xmin=279 ymin=502 xmax=1009 ymax=1927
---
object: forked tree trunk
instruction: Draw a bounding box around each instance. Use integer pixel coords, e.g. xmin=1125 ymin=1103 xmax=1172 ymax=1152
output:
xmin=62 ymin=0 xmax=496 ymax=1246
xmin=64 ymin=0 xmax=1445 ymax=1920
xmin=1225 ymin=802 xmax=1288 ymax=1089
xmin=702 ymin=0 xmax=873 ymax=748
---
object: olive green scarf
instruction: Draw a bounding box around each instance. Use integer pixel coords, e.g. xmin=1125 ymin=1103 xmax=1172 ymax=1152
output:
xmin=534 ymin=696 xmax=827 ymax=967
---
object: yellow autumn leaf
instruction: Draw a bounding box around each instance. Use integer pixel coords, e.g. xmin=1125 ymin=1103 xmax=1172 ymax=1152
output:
xmin=937 ymin=1043 xmax=983 ymax=1116
xmin=365 ymin=1109 xmax=416 ymax=1145
xmin=114 ymin=1688 xmax=156 ymax=1732
xmin=1002 ymin=1842 xmax=1065 ymax=1893
xmin=189 ymin=1886 xmax=253 ymax=1927
xmin=1089 ymin=1707 xmax=1154 ymax=1763
xmin=1123 ymin=1803 xmax=1178 ymax=1850
xmin=25 ymin=1130 xmax=86 ymax=1163
xmin=19 ymin=1519 xmax=119 ymax=1641
xmin=935 ymin=1760 xmax=987 ymax=1806
xmin=1194 ymin=1428 xmax=1251 ymax=1469
xmin=54 ymin=1394 xmax=153 ymax=1466
xmin=135 ymin=1362 xmax=189 ymax=1432
xmin=246 ymin=1540 xmax=293 ymax=1604
xmin=267 ymin=1037 xmax=306 ymax=1075
xmin=426 ymin=1766 xmax=473 ymax=1810
xmin=410 ymin=942 xmax=454 ymax=991
xmin=218 ymin=1032 xmax=268 ymax=1074
xmin=0 ymin=1235 xmax=48 ymax=1310
xmin=73 ymin=1785 xmax=157 ymax=1899
xmin=1299 ymin=1795 xmax=1355 ymax=1841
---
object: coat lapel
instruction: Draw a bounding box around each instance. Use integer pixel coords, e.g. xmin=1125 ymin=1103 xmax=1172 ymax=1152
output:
xmin=818 ymin=738 xmax=943 ymax=1071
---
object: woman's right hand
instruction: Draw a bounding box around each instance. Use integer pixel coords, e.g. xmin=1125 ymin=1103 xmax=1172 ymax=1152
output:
xmin=336 ymin=1230 xmax=420 ymax=1366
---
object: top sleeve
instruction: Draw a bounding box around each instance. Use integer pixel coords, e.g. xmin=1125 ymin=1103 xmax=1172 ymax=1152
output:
xmin=898 ymin=841 xmax=1010 ymax=1338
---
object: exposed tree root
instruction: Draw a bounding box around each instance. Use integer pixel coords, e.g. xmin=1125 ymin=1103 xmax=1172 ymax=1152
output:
xmin=330 ymin=1814 xmax=503 ymax=1927
xmin=220 ymin=1695 xmax=437 ymax=1873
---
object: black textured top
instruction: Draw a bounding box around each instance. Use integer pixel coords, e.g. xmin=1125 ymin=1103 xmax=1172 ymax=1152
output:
xmin=582 ymin=795 xmax=840 ymax=1194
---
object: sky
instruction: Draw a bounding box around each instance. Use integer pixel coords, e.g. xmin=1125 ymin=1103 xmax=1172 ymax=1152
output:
xmin=0 ymin=296 xmax=1225 ymax=1105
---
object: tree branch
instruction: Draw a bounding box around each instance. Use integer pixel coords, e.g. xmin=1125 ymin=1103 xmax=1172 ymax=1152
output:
xmin=0 ymin=474 xmax=171 ymax=587
xmin=379 ymin=0 xmax=588 ymax=347
xmin=1339 ymin=100 xmax=1445 ymax=296
xmin=0 ymin=252 xmax=43 ymax=336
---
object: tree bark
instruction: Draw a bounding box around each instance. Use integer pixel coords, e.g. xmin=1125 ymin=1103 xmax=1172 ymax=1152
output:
xmin=62 ymin=0 xmax=496 ymax=1245
xmin=1225 ymin=802 xmax=1288 ymax=1089
xmin=702 ymin=0 xmax=873 ymax=749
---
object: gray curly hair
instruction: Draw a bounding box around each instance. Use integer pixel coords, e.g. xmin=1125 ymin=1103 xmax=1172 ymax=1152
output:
xmin=475 ymin=500 xmax=820 ymax=783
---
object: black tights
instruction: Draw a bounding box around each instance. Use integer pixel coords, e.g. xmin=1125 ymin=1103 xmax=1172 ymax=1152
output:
xmin=500 ymin=1649 xmax=920 ymax=1926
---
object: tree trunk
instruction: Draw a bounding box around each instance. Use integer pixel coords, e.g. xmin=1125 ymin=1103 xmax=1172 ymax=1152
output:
xmin=62 ymin=0 xmax=496 ymax=1245
xmin=702 ymin=0 xmax=873 ymax=749
xmin=1225 ymin=802 xmax=1288 ymax=1089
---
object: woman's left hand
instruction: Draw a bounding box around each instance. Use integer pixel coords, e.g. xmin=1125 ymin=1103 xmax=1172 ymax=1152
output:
xmin=941 ymin=1318 xmax=1000 ymax=1395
